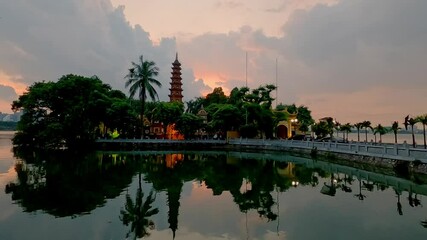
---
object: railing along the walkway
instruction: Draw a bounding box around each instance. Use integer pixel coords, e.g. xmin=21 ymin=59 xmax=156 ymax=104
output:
xmin=228 ymin=138 xmax=427 ymax=163
xmin=97 ymin=138 xmax=427 ymax=163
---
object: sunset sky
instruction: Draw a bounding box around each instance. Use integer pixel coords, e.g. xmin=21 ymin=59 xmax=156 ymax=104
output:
xmin=1 ymin=0 xmax=426 ymax=125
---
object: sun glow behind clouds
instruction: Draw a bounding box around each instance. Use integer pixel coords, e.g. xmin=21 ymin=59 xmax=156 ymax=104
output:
xmin=110 ymin=0 xmax=339 ymax=42
xmin=0 ymin=71 xmax=26 ymax=96
xmin=0 ymin=71 xmax=25 ymax=113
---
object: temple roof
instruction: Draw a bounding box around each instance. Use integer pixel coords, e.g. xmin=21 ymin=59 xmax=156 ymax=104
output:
xmin=173 ymin=52 xmax=181 ymax=66
xmin=197 ymin=105 xmax=208 ymax=116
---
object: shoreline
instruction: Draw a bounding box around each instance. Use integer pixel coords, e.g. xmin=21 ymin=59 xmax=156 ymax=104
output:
xmin=96 ymin=139 xmax=427 ymax=176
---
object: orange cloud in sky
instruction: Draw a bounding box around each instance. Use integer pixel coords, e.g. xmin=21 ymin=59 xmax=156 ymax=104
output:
xmin=194 ymin=72 xmax=232 ymax=96
xmin=0 ymin=71 xmax=27 ymax=95
xmin=110 ymin=0 xmax=339 ymax=42
xmin=0 ymin=71 xmax=27 ymax=113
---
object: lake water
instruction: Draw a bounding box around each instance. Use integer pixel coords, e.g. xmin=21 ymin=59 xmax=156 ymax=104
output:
xmin=1 ymin=131 xmax=427 ymax=239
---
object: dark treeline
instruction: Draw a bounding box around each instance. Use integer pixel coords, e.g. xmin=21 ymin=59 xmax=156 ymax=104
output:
xmin=0 ymin=121 xmax=17 ymax=131
xmin=10 ymin=72 xmax=314 ymax=150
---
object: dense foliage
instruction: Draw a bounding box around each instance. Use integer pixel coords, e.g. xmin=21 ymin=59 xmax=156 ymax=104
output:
xmin=12 ymin=74 xmax=136 ymax=149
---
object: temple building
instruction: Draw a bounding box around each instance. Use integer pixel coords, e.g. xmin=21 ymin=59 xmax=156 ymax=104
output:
xmin=166 ymin=53 xmax=184 ymax=139
xmin=276 ymin=109 xmax=300 ymax=139
xmin=169 ymin=53 xmax=184 ymax=103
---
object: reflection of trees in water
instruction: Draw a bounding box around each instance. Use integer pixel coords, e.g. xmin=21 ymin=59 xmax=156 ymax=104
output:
xmin=321 ymin=174 xmax=337 ymax=196
xmin=6 ymin=150 xmax=427 ymax=232
xmin=141 ymin=153 xmax=198 ymax=238
xmin=120 ymin=171 xmax=159 ymax=239
xmin=4 ymin=150 xmax=140 ymax=217
xmin=354 ymin=179 xmax=367 ymax=201
xmin=395 ymin=189 xmax=403 ymax=216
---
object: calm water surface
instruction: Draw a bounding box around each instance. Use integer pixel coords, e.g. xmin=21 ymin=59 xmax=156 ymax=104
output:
xmin=1 ymin=131 xmax=427 ymax=240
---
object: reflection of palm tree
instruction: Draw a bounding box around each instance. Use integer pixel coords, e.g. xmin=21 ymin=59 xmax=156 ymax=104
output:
xmin=120 ymin=174 xmax=159 ymax=239
xmin=320 ymin=174 xmax=336 ymax=196
xmin=354 ymin=179 xmax=366 ymax=201
xmin=340 ymin=174 xmax=352 ymax=193
xmin=395 ymin=189 xmax=403 ymax=216
xmin=361 ymin=121 xmax=373 ymax=142
xmin=414 ymin=194 xmax=422 ymax=207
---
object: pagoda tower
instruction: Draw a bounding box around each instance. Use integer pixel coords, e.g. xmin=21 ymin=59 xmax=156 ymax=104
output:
xmin=169 ymin=53 xmax=184 ymax=102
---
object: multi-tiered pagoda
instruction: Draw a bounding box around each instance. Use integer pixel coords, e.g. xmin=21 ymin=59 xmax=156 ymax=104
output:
xmin=169 ymin=53 xmax=184 ymax=102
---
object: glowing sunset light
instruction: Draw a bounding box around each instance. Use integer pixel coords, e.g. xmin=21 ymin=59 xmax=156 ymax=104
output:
xmin=1 ymin=0 xmax=426 ymax=124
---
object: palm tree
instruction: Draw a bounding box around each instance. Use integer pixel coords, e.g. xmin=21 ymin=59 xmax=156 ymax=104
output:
xmin=404 ymin=115 xmax=419 ymax=148
xmin=340 ymin=123 xmax=352 ymax=142
xmin=415 ymin=114 xmax=427 ymax=149
xmin=361 ymin=121 xmax=372 ymax=142
xmin=334 ymin=121 xmax=341 ymax=138
xmin=391 ymin=121 xmax=400 ymax=144
xmin=125 ymin=55 xmax=162 ymax=138
xmin=373 ymin=124 xmax=388 ymax=143
xmin=354 ymin=122 xmax=363 ymax=142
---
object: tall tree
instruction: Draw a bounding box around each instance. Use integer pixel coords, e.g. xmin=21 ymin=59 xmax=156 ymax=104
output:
xmin=373 ymin=124 xmax=388 ymax=143
xmin=361 ymin=121 xmax=372 ymax=142
xmin=12 ymin=74 xmax=118 ymax=149
xmin=404 ymin=115 xmax=419 ymax=148
xmin=391 ymin=121 xmax=401 ymax=144
xmin=175 ymin=113 xmax=204 ymax=139
xmin=415 ymin=114 xmax=427 ymax=149
xmin=354 ymin=122 xmax=363 ymax=142
xmin=125 ymin=55 xmax=161 ymax=138
xmin=185 ymin=97 xmax=204 ymax=114
xmin=205 ymin=87 xmax=228 ymax=106
xmin=340 ymin=123 xmax=352 ymax=142
xmin=153 ymin=101 xmax=184 ymax=136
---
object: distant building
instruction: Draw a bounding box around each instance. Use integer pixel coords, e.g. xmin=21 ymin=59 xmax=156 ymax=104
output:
xmin=169 ymin=53 xmax=184 ymax=103
xmin=165 ymin=53 xmax=184 ymax=140
xmin=195 ymin=105 xmax=208 ymax=139
xmin=276 ymin=109 xmax=300 ymax=139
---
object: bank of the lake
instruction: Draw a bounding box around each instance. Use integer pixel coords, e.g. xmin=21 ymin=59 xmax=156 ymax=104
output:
xmin=96 ymin=138 xmax=427 ymax=177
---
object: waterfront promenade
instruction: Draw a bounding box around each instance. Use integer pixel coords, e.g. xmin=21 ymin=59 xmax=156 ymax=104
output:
xmin=97 ymin=138 xmax=427 ymax=163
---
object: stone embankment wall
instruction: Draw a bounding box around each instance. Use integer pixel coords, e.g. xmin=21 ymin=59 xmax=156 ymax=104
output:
xmin=96 ymin=138 xmax=427 ymax=174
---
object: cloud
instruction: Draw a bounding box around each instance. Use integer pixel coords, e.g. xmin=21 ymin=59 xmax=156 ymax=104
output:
xmin=178 ymin=0 xmax=427 ymax=123
xmin=0 ymin=85 xmax=17 ymax=102
xmin=266 ymin=0 xmax=338 ymax=13
xmin=214 ymin=1 xmax=244 ymax=10
xmin=2 ymin=0 xmax=426 ymax=124
xmin=280 ymin=0 xmax=427 ymax=91
xmin=0 ymin=0 xmax=205 ymax=106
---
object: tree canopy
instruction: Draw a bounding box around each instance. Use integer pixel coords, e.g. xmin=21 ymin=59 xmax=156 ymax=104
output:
xmin=12 ymin=74 xmax=134 ymax=149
